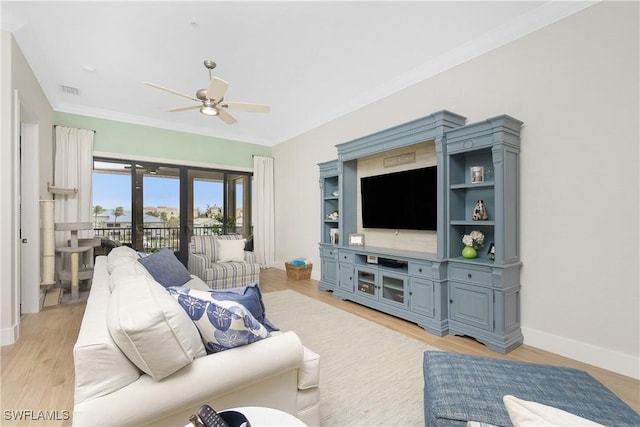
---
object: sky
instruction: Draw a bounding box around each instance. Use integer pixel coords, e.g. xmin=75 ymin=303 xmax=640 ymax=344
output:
xmin=92 ymin=173 xmax=223 ymax=212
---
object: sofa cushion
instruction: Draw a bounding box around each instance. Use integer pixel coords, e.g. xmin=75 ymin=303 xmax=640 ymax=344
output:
xmin=299 ymin=346 xmax=321 ymax=390
xmin=108 ymin=245 xmax=139 ymax=259
xmin=167 ymin=287 xmax=270 ymax=353
xmin=73 ymin=257 xmax=141 ymax=404
xmin=182 ymin=275 xmax=210 ymax=291
xmin=138 ymin=248 xmax=192 ymax=288
xmin=107 ymin=275 xmax=206 ymax=380
xmin=107 ymin=245 xmax=140 ymax=273
xmin=210 ymin=284 xmax=279 ymax=332
xmin=216 ymin=239 xmax=246 ymax=262
xmin=109 ymin=260 xmax=150 ymax=292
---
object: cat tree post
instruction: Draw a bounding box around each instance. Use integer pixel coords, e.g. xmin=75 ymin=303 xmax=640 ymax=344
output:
xmin=40 ymin=200 xmax=56 ymax=287
xmin=55 ymin=222 xmax=93 ymax=302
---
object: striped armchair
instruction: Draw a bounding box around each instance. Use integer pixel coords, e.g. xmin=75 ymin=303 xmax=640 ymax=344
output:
xmin=187 ymin=235 xmax=260 ymax=289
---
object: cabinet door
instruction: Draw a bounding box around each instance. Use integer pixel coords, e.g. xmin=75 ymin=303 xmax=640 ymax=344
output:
xmin=321 ymin=257 xmax=337 ymax=286
xmin=355 ymin=266 xmax=377 ymax=299
xmin=449 ymin=281 xmax=493 ymax=331
xmin=409 ymin=278 xmax=434 ymax=318
xmin=380 ymin=272 xmax=408 ymax=307
xmin=339 ymin=263 xmax=354 ymax=293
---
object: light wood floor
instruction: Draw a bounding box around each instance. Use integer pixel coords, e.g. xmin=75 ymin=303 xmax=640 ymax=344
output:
xmin=2 ymin=268 xmax=638 ymax=427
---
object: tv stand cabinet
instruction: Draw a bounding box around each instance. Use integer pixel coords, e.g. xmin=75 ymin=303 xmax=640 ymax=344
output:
xmin=333 ymin=246 xmax=448 ymax=336
xmin=318 ymin=110 xmax=523 ymax=354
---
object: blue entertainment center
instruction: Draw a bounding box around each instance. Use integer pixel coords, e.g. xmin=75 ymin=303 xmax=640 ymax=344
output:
xmin=318 ymin=110 xmax=523 ymax=353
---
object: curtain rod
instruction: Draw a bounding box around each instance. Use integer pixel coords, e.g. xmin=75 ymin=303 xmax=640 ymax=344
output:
xmin=54 ymin=124 xmax=96 ymax=133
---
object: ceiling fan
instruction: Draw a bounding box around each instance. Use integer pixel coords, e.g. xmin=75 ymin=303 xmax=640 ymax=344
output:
xmin=143 ymin=60 xmax=270 ymax=124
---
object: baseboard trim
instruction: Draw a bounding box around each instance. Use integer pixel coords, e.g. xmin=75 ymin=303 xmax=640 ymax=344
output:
xmin=1 ymin=322 xmax=19 ymax=346
xmin=522 ymin=326 xmax=639 ymax=380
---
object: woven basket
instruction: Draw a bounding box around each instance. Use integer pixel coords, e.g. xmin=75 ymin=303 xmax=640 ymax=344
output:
xmin=285 ymin=262 xmax=313 ymax=280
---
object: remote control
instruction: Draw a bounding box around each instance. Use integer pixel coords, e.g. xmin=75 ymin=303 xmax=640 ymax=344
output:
xmin=197 ymin=405 xmax=229 ymax=427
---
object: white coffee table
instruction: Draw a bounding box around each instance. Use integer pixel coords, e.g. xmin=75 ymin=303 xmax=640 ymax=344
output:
xmin=184 ymin=406 xmax=306 ymax=427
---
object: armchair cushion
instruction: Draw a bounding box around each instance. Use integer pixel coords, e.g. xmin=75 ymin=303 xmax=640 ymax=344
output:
xmin=216 ymin=239 xmax=246 ymax=262
xmin=198 ymin=263 xmax=261 ymax=289
xmin=188 ymin=235 xmax=260 ymax=289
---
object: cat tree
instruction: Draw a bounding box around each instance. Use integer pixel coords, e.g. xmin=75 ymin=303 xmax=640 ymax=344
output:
xmin=55 ymin=222 xmax=95 ymax=302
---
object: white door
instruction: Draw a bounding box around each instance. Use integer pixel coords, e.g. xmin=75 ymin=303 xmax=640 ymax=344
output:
xmin=20 ymin=120 xmax=41 ymax=313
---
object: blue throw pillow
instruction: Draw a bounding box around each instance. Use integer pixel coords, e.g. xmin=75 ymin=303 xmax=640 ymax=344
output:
xmin=167 ymin=287 xmax=270 ymax=353
xmin=211 ymin=284 xmax=279 ymax=332
xmin=138 ymin=248 xmax=191 ymax=288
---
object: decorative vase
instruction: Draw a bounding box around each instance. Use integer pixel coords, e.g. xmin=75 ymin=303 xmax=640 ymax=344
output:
xmin=462 ymin=246 xmax=477 ymax=259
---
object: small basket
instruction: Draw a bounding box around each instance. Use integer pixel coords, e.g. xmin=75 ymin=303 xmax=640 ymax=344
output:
xmin=285 ymin=262 xmax=313 ymax=280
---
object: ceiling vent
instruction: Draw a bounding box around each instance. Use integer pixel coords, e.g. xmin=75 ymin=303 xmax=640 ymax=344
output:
xmin=61 ymin=85 xmax=80 ymax=96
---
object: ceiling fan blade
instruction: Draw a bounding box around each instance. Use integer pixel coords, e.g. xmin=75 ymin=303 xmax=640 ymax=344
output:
xmin=206 ymin=77 xmax=229 ymax=101
xmin=222 ymin=102 xmax=270 ymax=113
xmin=143 ymin=82 xmax=199 ymax=102
xmin=217 ymin=108 xmax=237 ymax=124
xmin=167 ymin=105 xmax=200 ymax=112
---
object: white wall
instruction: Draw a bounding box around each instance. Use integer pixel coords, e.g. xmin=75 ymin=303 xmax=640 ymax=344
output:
xmin=272 ymin=2 xmax=639 ymax=378
xmin=0 ymin=31 xmax=54 ymax=344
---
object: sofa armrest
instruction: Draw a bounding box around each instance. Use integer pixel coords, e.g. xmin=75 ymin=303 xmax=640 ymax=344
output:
xmin=72 ymin=331 xmax=307 ymax=427
xmin=244 ymin=251 xmax=257 ymax=264
xmin=188 ymin=252 xmax=211 ymax=278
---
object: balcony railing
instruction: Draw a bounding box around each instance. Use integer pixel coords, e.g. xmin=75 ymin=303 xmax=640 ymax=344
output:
xmin=94 ymin=225 xmax=245 ymax=253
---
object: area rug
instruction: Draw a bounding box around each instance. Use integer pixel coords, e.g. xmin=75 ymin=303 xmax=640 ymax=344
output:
xmin=263 ymin=290 xmax=438 ymax=426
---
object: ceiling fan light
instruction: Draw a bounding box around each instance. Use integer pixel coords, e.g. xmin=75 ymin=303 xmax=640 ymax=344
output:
xmin=200 ymin=106 xmax=218 ymax=116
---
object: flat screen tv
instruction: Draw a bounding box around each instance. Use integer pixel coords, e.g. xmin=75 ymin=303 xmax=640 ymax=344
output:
xmin=360 ymin=166 xmax=437 ymax=231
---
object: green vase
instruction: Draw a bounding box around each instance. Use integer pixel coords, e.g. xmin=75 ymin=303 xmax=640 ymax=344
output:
xmin=462 ymin=246 xmax=477 ymax=259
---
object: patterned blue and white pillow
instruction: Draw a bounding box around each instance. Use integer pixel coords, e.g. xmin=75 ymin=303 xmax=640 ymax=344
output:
xmin=167 ymin=287 xmax=270 ymax=353
xmin=210 ymin=284 xmax=279 ymax=332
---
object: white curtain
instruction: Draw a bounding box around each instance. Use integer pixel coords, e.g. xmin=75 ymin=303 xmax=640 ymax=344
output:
xmin=54 ymin=126 xmax=94 ymax=240
xmin=253 ymin=156 xmax=275 ymax=268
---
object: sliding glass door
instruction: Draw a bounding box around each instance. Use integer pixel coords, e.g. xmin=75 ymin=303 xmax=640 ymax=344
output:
xmin=93 ymin=158 xmax=252 ymax=264
xmin=92 ymin=161 xmax=133 ymax=246
xmin=135 ymin=164 xmax=180 ymax=253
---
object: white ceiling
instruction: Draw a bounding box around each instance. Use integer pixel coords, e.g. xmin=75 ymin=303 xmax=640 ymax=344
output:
xmin=1 ymin=1 xmax=594 ymax=146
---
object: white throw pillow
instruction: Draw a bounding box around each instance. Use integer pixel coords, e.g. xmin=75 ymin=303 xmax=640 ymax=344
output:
xmin=503 ymin=395 xmax=604 ymax=426
xmin=216 ymin=239 xmax=246 ymax=262
xmin=107 ymin=275 xmax=206 ymax=380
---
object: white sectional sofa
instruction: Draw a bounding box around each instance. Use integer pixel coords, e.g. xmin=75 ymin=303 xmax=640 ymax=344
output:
xmin=72 ymin=248 xmax=320 ymax=426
